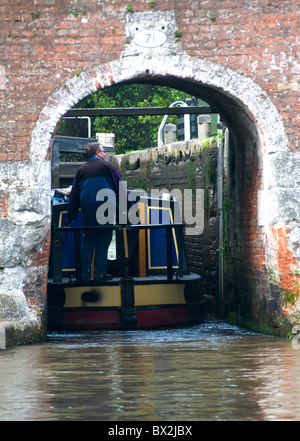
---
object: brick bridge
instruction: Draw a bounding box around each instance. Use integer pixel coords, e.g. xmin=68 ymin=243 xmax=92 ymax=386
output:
xmin=0 ymin=1 xmax=299 ymax=346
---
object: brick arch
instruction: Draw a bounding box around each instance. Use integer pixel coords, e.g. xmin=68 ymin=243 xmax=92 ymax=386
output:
xmin=29 ymin=54 xmax=294 ymax=333
xmin=30 ymin=55 xmax=288 ymax=167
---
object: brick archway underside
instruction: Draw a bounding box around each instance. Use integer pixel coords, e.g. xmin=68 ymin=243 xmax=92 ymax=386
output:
xmin=8 ymin=53 xmax=297 ymax=337
xmin=31 ymin=54 xmax=288 ymax=165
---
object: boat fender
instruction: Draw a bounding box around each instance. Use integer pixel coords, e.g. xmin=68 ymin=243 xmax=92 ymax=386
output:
xmin=81 ymin=290 xmax=101 ymax=303
xmin=121 ymin=310 xmax=137 ymax=330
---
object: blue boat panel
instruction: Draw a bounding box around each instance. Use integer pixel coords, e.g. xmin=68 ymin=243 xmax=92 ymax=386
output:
xmin=59 ymin=210 xmax=83 ymax=271
xmin=147 ymin=207 xmax=178 ymax=270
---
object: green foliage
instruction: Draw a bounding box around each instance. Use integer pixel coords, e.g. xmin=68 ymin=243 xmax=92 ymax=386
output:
xmin=174 ymin=30 xmax=182 ymax=38
xmin=71 ymin=8 xmax=86 ymax=16
xmin=83 ymin=84 xmax=192 ymax=154
xmin=285 ymin=293 xmax=296 ymax=304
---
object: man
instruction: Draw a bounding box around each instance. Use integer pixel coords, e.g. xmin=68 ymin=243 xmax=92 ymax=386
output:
xmin=65 ymin=142 xmax=125 ymax=281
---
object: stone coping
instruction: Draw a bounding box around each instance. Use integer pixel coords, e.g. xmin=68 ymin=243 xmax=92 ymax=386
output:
xmin=0 ymin=320 xmax=45 ymax=350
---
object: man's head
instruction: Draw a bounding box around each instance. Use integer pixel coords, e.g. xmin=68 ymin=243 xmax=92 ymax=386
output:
xmin=86 ymin=143 xmax=106 ymax=159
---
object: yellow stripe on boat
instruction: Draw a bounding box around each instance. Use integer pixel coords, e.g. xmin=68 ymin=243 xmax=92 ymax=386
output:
xmin=135 ymin=284 xmax=185 ymax=306
xmin=64 ymin=286 xmax=121 ymax=307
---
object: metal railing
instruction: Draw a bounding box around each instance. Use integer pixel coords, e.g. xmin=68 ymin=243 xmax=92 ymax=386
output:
xmin=51 ymin=223 xmax=186 ymax=284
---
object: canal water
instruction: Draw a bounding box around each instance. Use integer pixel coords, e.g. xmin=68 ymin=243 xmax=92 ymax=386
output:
xmin=1 ymin=320 xmax=300 ymax=421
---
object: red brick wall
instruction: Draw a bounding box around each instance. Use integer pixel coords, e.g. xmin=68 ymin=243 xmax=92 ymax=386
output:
xmin=0 ymin=1 xmax=298 ymax=158
xmin=177 ymin=0 xmax=299 ymax=151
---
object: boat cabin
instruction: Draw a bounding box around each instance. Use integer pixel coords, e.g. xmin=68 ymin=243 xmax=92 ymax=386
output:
xmin=47 ymin=190 xmax=204 ymax=330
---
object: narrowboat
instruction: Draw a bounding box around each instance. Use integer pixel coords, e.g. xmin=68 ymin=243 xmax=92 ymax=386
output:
xmin=47 ymin=191 xmax=205 ymax=330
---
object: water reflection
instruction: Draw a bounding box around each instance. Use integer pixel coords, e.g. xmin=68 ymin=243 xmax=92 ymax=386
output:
xmin=1 ymin=321 xmax=300 ymax=421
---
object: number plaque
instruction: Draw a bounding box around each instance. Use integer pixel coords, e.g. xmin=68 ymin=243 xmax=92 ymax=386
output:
xmin=133 ymin=29 xmax=167 ymax=49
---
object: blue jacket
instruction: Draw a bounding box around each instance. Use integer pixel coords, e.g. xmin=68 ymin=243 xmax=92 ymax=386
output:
xmin=66 ymin=157 xmax=125 ymax=226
